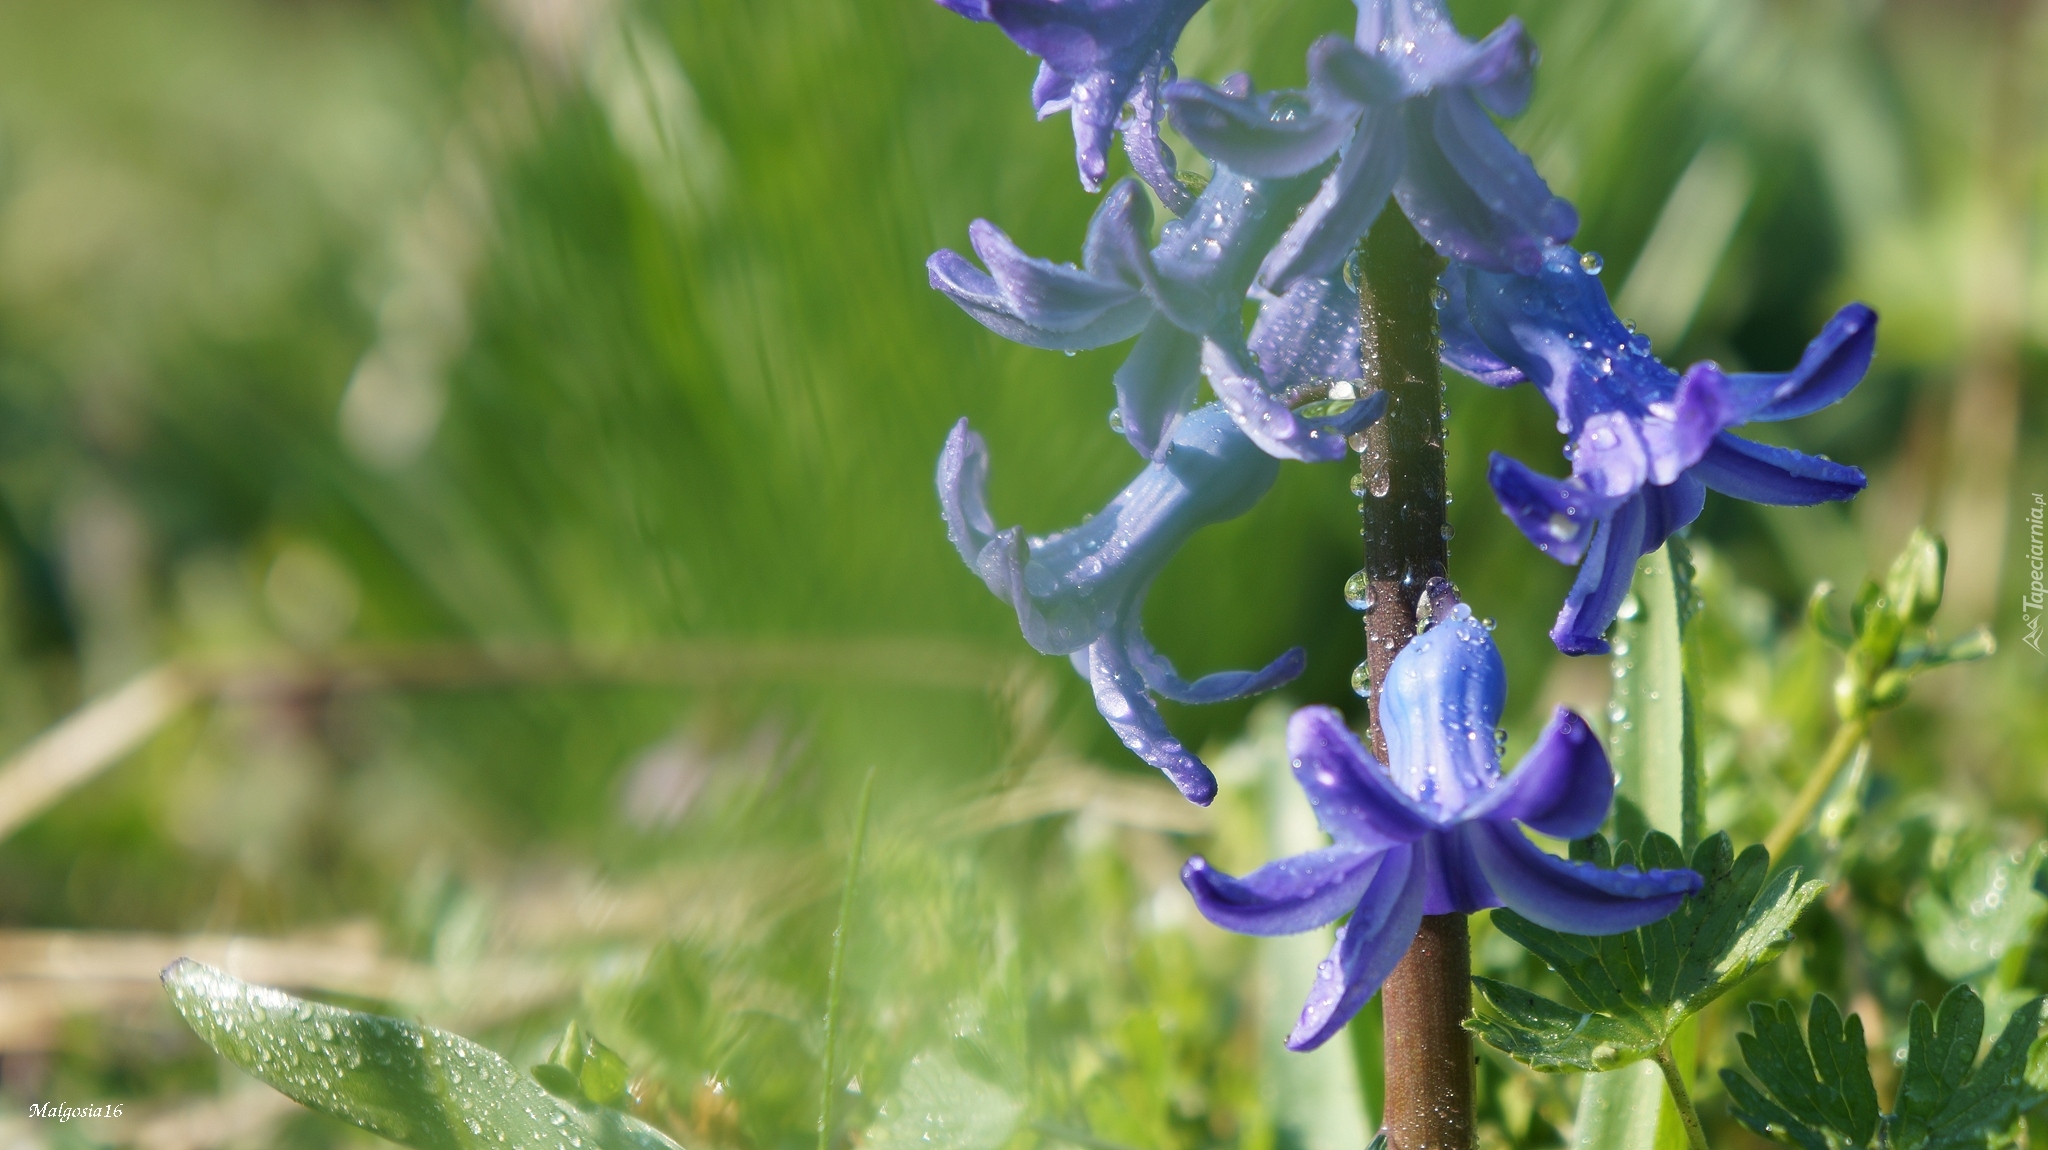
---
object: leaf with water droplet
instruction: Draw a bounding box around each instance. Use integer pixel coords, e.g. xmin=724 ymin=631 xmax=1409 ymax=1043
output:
xmin=861 ymin=1050 xmax=1021 ymax=1150
xmin=160 ymin=960 xmax=681 ymax=1150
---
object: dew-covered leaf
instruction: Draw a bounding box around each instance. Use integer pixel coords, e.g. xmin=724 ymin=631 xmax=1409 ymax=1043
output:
xmin=162 ymin=959 xmax=682 ymax=1150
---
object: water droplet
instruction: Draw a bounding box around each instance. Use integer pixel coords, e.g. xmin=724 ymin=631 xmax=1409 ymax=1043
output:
xmin=1349 ymin=473 xmax=1368 ymax=497
xmin=1328 ymin=379 xmax=1357 ymax=400
xmin=1430 ymin=284 xmax=1448 ymax=307
xmin=1267 ymin=92 xmax=1312 ymax=123
xmin=1369 ymin=471 xmax=1391 ymax=498
xmin=1347 ymin=431 xmax=1370 ymax=452
xmin=1341 ymin=252 xmax=1362 ymax=291
xmin=1482 ymin=616 xmax=1496 ymax=631
xmin=1616 ymin=593 xmax=1642 ymax=621
xmin=1579 ymin=250 xmax=1604 ymax=274
xmin=1344 ymin=571 xmax=1376 ymax=611
xmin=1350 ymin=663 xmax=1374 ymax=697
xmin=1062 ymin=349 xmax=1077 ymax=358
xmin=1546 ymin=512 xmax=1576 ymax=541
xmin=1107 ymin=408 xmax=1125 ymax=433
xmin=1440 ymin=523 xmax=1455 ymax=541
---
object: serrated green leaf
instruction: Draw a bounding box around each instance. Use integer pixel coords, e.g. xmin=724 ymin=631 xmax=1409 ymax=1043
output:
xmin=1473 ymin=832 xmax=1824 ymax=1076
xmin=1724 ymin=985 xmax=2048 ymax=1150
xmin=1910 ymin=843 xmax=2048 ymax=982
xmin=162 ymin=959 xmax=682 ymax=1150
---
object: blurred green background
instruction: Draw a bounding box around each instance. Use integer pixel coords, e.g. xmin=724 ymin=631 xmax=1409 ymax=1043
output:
xmin=0 ymin=0 xmax=2041 ymax=1147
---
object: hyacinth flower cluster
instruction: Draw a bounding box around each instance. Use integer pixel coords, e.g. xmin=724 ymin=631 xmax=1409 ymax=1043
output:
xmin=1182 ymin=600 xmax=1700 ymax=1049
xmin=928 ymin=0 xmax=1871 ymax=1025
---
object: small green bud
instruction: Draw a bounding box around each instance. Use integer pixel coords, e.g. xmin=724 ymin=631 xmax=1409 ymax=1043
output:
xmin=1884 ymin=528 xmax=1947 ymax=627
xmin=1937 ymin=627 xmax=1996 ymax=664
xmin=1807 ymin=582 xmax=1852 ymax=648
xmin=1869 ymin=669 xmax=1911 ymax=710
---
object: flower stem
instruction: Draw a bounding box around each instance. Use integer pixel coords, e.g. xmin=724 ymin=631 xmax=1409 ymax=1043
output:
xmin=1653 ymin=1041 xmax=1711 ymax=1150
xmin=1761 ymin=717 xmax=1868 ymax=860
xmin=1353 ymin=213 xmax=1465 ymax=1150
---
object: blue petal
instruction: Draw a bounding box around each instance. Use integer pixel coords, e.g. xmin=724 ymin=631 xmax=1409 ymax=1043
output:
xmin=1287 ymin=706 xmax=1439 ymax=846
xmin=926 ymin=249 xmax=1152 ymax=350
xmin=971 ymin=218 xmax=1148 ymax=331
xmin=1182 ymin=844 xmax=1386 ymax=935
xmin=988 ymin=0 xmax=1207 ymax=79
xmin=1550 ymin=492 xmax=1647 ymax=656
xmin=1691 ymin=433 xmax=1866 ymax=506
xmin=1379 ymin=608 xmax=1508 ymax=815
xmin=1112 ymin=316 xmax=1204 ymax=459
xmin=1640 ymin=472 xmax=1705 ymax=553
xmin=1085 ymin=633 xmax=1219 ymax=804
xmin=1463 ymin=708 xmax=1614 ymax=840
xmin=934 ymin=0 xmax=993 ymax=19
xmin=937 ymin=420 xmax=999 ymax=567
xmin=1125 ymin=609 xmax=1305 ymax=704
xmin=1352 ymin=0 xmax=1536 ymax=112
xmin=1119 ymin=69 xmax=1195 ymax=215
xmin=1394 ymin=92 xmax=1574 ymax=276
xmin=1571 ymin=411 xmax=1650 ymax=499
xmin=1486 ymin=453 xmax=1622 ymax=565
xmin=1080 ymin=179 xmax=1157 ymax=286
xmin=1438 ymin=264 xmax=1524 ymax=386
xmin=1306 ymin=35 xmax=1403 ymax=108
xmin=1148 ymin=164 xmax=1327 ymax=332
xmin=1466 ymin=819 xmax=1700 ymax=934
xmin=1638 ymin=363 xmax=1740 ymax=484
xmin=1164 ymin=78 xmax=1356 ymax=178
xmin=1201 ymin=337 xmax=1386 ymax=463
xmin=1730 ymin=302 xmax=1878 ymax=422
xmin=1286 ymin=843 xmax=1424 ymax=1050
xmin=1259 ymin=109 xmax=1404 ymax=290
xmin=1247 ymin=275 xmax=1362 ymax=394
xmin=1422 ymin=825 xmax=1497 ymax=914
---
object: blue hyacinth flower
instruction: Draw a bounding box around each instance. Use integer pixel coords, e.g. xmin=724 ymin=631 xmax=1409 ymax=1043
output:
xmin=929 ymin=169 xmax=1377 ymax=463
xmin=939 ymin=396 xmax=1385 ymax=804
xmin=1163 ymin=0 xmax=1576 ymax=288
xmin=1181 ymin=602 xmax=1701 ymax=1049
xmin=934 ymin=0 xmax=1210 ymax=210
xmin=1439 ymin=244 xmax=1876 ymax=654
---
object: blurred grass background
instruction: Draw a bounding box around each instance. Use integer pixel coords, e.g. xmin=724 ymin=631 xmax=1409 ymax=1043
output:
xmin=0 ymin=0 xmax=2040 ymax=1147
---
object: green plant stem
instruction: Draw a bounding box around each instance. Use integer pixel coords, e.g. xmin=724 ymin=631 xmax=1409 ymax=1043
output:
xmin=1652 ymin=1042 xmax=1710 ymax=1150
xmin=1762 ymin=718 xmax=1869 ymax=860
xmin=1354 ymin=211 xmax=1466 ymax=1150
xmin=818 ymin=766 xmax=877 ymax=1150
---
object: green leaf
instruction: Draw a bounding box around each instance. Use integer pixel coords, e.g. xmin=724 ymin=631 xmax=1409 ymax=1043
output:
xmin=1606 ymin=542 xmax=1699 ymax=851
xmin=1723 ymin=986 xmax=2048 ymax=1150
xmin=1909 ymin=842 xmax=2048 ymax=982
xmin=1471 ymin=832 xmax=1826 ymax=1073
xmin=533 ymin=1019 xmax=634 ymax=1109
xmin=162 ymin=959 xmax=682 ymax=1150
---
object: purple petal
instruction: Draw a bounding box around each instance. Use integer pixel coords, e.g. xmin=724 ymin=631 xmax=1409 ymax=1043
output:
xmin=1112 ymin=317 xmax=1204 ymax=459
xmin=1182 ymin=844 xmax=1385 ymax=935
xmin=1423 ymin=825 xmax=1498 ymax=914
xmin=1379 ymin=609 xmax=1508 ymax=815
xmin=1571 ymin=410 xmax=1650 ymax=499
xmin=1121 ymin=70 xmax=1194 ymax=214
xmin=971 ymin=218 xmax=1147 ymax=331
xmin=1486 ymin=453 xmax=1622 ymax=565
xmin=1730 ymin=302 xmax=1879 ymax=422
xmin=1550 ymin=492 xmax=1647 ymax=656
xmin=1201 ymin=337 xmax=1364 ymax=463
xmin=935 ymin=0 xmax=994 ymax=19
xmin=1442 ymin=19 xmax=1537 ymax=117
xmin=1248 ymin=275 xmax=1362 ymax=393
xmin=937 ymin=420 xmax=999 ymax=566
xmin=1463 ymin=708 xmax=1614 ymax=840
xmin=1286 ymin=843 xmax=1424 ymax=1050
xmin=1063 ymin=70 xmax=1123 ymax=191
xmin=1692 ymin=433 xmax=1866 ymax=506
xmin=1031 ymin=59 xmax=1070 ymax=112
xmin=1125 ymin=611 xmax=1304 ymax=704
xmin=927 ymin=249 xmax=1152 ymax=350
xmin=1287 ymin=706 xmax=1439 ymax=846
xmin=1086 ymin=634 xmax=1218 ymax=804
xmin=1438 ymin=264 xmax=1524 ymax=386
xmin=1394 ymin=91 xmax=1575 ymax=275
xmin=1164 ymin=79 xmax=1355 ymax=178
xmin=987 ymin=0 xmax=1205 ymax=77
xmin=1466 ymin=819 xmax=1700 ymax=934
xmin=1260 ymin=109 xmax=1405 ymax=290
xmin=1640 ymin=472 xmax=1705 ymax=553
xmin=1306 ymin=35 xmax=1403 ymax=108
xmin=1080 ymin=179 xmax=1157 ymax=287
xmin=1639 ymin=363 xmax=1740 ymax=484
